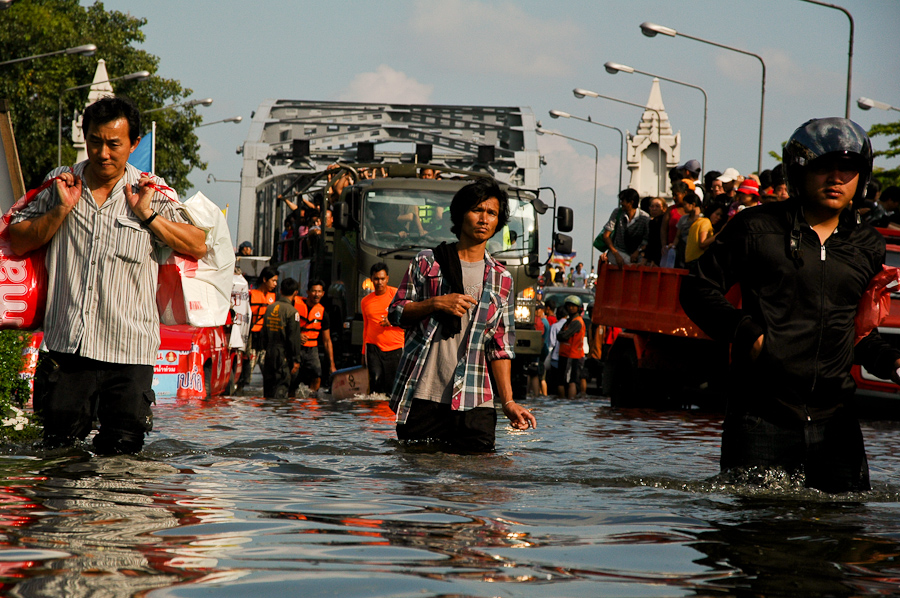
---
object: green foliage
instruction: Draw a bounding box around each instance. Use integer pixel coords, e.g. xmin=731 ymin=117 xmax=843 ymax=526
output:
xmin=0 ymin=331 xmax=41 ymax=442
xmin=0 ymin=0 xmax=205 ymax=194
xmin=869 ymin=119 xmax=900 ymax=188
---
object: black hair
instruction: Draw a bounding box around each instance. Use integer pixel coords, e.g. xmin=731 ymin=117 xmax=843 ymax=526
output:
xmin=370 ymin=262 xmax=389 ymax=277
xmin=257 ymin=266 xmax=278 ymax=287
xmin=280 ymin=277 xmax=299 ymax=297
xmin=867 ymin=178 xmax=883 ymax=200
xmin=449 ymin=178 xmax=509 ymax=237
xmin=770 ymin=164 xmax=786 ymax=187
xmin=759 ymin=169 xmax=772 ymax=190
xmin=682 ymin=192 xmax=700 ymax=206
xmin=639 ymin=195 xmax=653 ymax=212
xmin=307 ymin=278 xmax=325 ymax=291
xmin=82 ymin=95 xmax=141 ymax=144
xmin=671 ymin=181 xmax=690 ymax=195
xmin=881 ymin=186 xmax=900 ymax=204
xmin=668 ymin=167 xmax=686 ymax=183
xmin=704 ymin=170 xmax=722 ymax=191
xmin=618 ymin=188 xmax=640 ymax=208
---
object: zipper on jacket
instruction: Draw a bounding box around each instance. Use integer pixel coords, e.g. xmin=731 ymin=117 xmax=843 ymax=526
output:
xmin=811 ymin=234 xmax=827 ymax=392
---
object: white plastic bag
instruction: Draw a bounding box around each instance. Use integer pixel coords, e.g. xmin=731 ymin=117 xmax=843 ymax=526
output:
xmin=229 ymin=272 xmax=251 ymax=349
xmin=157 ymin=191 xmax=236 ymax=327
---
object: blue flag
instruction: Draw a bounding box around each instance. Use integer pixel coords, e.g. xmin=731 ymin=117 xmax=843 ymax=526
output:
xmin=128 ymin=128 xmax=153 ymax=172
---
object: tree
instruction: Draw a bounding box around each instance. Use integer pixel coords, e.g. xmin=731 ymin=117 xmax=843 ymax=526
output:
xmin=0 ymin=0 xmax=205 ymax=193
xmin=869 ymin=120 xmax=900 ymax=188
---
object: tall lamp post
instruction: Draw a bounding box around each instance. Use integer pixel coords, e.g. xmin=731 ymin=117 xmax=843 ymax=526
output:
xmin=58 ymin=70 xmax=150 ymax=166
xmin=0 ymin=43 xmax=96 ymax=67
xmin=604 ymin=61 xmax=708 ymax=176
xmin=573 ymin=87 xmax=664 ymax=196
xmin=640 ymin=22 xmax=766 ymax=174
xmin=548 ymin=110 xmax=623 ymax=192
xmin=143 ymin=97 xmax=213 ymax=114
xmin=800 ymin=0 xmax=853 ymax=118
xmin=197 ymin=116 xmax=243 ymax=128
xmin=536 ymin=127 xmax=599 ymax=265
xmin=857 ymin=97 xmax=900 ymax=113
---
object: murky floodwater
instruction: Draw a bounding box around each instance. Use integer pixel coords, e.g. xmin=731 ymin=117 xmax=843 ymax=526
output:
xmin=0 ymin=378 xmax=899 ymax=597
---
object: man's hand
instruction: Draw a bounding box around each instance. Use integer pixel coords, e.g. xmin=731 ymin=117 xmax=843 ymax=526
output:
xmin=379 ymin=314 xmax=390 ymax=327
xmin=433 ymin=293 xmax=477 ymax=317
xmin=609 ymin=250 xmax=624 ymax=267
xmin=502 ymin=400 xmax=537 ymax=430
xmin=300 ymin=333 xmax=309 ymax=345
xmin=123 ymin=176 xmax=156 ymax=221
xmin=291 ymin=362 xmax=300 ymax=375
xmin=750 ymin=334 xmax=764 ymax=361
xmin=330 ymin=362 xmax=337 ymax=374
xmin=54 ymin=171 xmax=83 ymax=210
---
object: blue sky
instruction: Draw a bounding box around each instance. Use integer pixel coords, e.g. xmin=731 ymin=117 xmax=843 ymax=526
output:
xmin=95 ymin=0 xmax=900 ymax=262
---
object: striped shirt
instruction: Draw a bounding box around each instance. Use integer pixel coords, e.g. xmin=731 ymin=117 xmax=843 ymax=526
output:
xmin=12 ymin=162 xmax=191 ymax=366
xmin=387 ymin=248 xmax=516 ymax=424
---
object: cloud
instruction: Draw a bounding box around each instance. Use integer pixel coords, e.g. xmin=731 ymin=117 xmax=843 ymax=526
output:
xmin=337 ymin=65 xmax=434 ymax=104
xmin=408 ymin=0 xmax=583 ymax=77
xmin=715 ymin=48 xmax=842 ymax=97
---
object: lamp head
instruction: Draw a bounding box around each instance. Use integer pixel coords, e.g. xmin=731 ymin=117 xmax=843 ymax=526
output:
xmin=196 ymin=97 xmax=214 ymax=107
xmin=227 ymin=116 xmax=243 ymax=124
xmin=549 ymin=110 xmax=570 ymax=119
xmin=124 ymin=70 xmax=151 ymax=82
xmin=68 ymin=44 xmax=97 ymax=57
xmin=604 ymin=61 xmax=633 ymax=75
xmin=640 ymin=22 xmax=677 ymax=38
xmin=573 ymin=88 xmax=598 ymax=99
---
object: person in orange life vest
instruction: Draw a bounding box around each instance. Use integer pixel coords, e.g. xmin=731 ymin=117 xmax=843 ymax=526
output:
xmin=556 ymin=295 xmax=586 ymax=399
xmin=238 ymin=266 xmax=277 ymax=392
xmin=292 ymin=278 xmax=336 ymax=392
xmin=361 ymin=262 xmax=405 ymax=394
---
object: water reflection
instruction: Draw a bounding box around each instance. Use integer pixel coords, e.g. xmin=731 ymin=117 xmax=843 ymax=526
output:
xmin=0 ymin=392 xmax=895 ymax=596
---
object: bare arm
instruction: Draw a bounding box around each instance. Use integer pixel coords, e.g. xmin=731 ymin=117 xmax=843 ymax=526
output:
xmin=125 ymin=178 xmax=207 ymax=259
xmin=278 ymin=194 xmax=299 ymax=211
xmin=323 ymin=329 xmax=336 ymax=374
xmin=9 ymin=172 xmax=81 ymax=256
xmin=490 ymin=359 xmax=536 ymax=430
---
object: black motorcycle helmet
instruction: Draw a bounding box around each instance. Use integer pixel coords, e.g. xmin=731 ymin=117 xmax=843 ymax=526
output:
xmin=782 ymin=117 xmax=873 ymax=204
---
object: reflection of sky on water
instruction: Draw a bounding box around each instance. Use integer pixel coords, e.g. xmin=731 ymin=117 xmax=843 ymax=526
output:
xmin=0 ymin=393 xmax=897 ymax=595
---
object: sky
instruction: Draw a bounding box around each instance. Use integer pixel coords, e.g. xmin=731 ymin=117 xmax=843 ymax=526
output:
xmin=93 ymin=0 xmax=900 ymax=264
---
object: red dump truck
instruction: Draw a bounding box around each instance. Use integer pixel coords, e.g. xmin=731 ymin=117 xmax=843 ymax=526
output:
xmin=592 ymin=228 xmax=900 ymax=411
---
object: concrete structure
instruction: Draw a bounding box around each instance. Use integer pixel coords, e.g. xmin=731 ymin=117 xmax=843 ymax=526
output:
xmin=626 ymin=78 xmax=680 ymax=198
xmin=72 ymin=59 xmax=115 ymax=164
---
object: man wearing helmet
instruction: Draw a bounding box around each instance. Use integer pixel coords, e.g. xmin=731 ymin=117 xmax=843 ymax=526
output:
xmin=556 ymin=295 xmax=586 ymax=399
xmin=681 ymin=118 xmax=900 ymax=493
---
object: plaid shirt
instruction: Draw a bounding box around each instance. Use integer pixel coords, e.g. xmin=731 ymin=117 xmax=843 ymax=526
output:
xmin=388 ymin=248 xmax=516 ymax=424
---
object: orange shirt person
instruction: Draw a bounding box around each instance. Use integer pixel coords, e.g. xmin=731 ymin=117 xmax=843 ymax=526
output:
xmin=238 ymin=266 xmax=277 ymax=393
xmin=361 ymin=263 xmax=405 ymax=394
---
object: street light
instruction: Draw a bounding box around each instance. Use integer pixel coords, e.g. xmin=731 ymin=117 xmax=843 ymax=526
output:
xmin=207 ymin=174 xmax=240 ymax=184
xmin=573 ymin=87 xmax=665 ymax=195
xmin=536 ymin=127 xmax=599 ymax=265
xmin=857 ymin=97 xmax=899 ymax=113
xmin=197 ymin=116 xmax=242 ymax=128
xmin=800 ymin=1 xmax=854 ymax=118
xmin=143 ymin=97 xmax=213 ymax=114
xmin=549 ymin=110 xmax=623 ymax=193
xmin=604 ymin=61 xmax=708 ymax=176
xmin=58 ymin=70 xmax=151 ymax=166
xmin=0 ymin=43 xmax=97 ymax=67
xmin=640 ymin=21 xmax=766 ymax=174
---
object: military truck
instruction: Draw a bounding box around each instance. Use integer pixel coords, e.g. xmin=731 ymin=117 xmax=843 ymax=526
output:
xmin=237 ymin=101 xmax=572 ymax=394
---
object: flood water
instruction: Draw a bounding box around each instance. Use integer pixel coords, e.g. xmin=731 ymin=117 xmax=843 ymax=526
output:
xmin=1 ymin=379 xmax=900 ymax=597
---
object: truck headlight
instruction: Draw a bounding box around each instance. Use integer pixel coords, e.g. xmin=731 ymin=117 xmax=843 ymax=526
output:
xmin=515 ymin=296 xmax=535 ymax=324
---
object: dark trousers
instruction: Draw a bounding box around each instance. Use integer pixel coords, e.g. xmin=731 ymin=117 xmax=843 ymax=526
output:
xmin=262 ymin=345 xmax=293 ymax=399
xmin=34 ymin=351 xmax=154 ymax=454
xmin=396 ymin=399 xmax=497 ymax=452
xmin=721 ymin=411 xmax=871 ymax=493
xmin=366 ymin=345 xmax=402 ymax=394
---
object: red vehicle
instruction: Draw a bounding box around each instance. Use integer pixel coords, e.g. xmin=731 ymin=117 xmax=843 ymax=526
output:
xmin=594 ymin=227 xmax=900 ymax=411
xmin=20 ymin=325 xmax=242 ymax=404
xmin=851 ymin=228 xmax=900 ymax=412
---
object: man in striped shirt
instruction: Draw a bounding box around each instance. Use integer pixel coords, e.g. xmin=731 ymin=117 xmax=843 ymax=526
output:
xmin=388 ymin=178 xmax=536 ymax=452
xmin=10 ymin=96 xmax=207 ymax=454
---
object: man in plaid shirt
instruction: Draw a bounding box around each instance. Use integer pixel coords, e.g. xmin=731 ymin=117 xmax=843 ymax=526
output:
xmin=388 ymin=178 xmax=536 ymax=451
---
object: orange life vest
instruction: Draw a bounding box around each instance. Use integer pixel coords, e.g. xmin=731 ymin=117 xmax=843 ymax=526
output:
xmin=250 ymin=289 xmax=275 ymax=333
xmin=294 ymin=298 xmax=326 ymax=348
xmin=559 ymin=315 xmax=585 ymax=359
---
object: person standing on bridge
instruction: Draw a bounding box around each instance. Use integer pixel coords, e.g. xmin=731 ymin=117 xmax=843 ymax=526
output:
xmin=681 ymin=117 xmax=900 ymax=493
xmin=388 ymin=178 xmax=536 ymax=451
xmin=11 ymin=96 xmax=207 ymax=454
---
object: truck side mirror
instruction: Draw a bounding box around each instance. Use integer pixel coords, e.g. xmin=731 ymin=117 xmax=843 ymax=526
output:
xmin=556 ymin=206 xmax=573 ymax=232
xmin=525 ymin=252 xmax=541 ymax=278
xmin=554 ymin=233 xmax=573 ymax=255
xmin=333 ymin=201 xmax=350 ymax=230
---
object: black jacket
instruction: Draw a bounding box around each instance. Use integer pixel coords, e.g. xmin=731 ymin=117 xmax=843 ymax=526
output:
xmin=680 ymin=200 xmax=900 ymax=424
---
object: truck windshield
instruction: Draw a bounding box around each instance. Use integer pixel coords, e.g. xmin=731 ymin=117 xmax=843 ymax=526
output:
xmin=361 ymin=189 xmax=536 ymax=257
